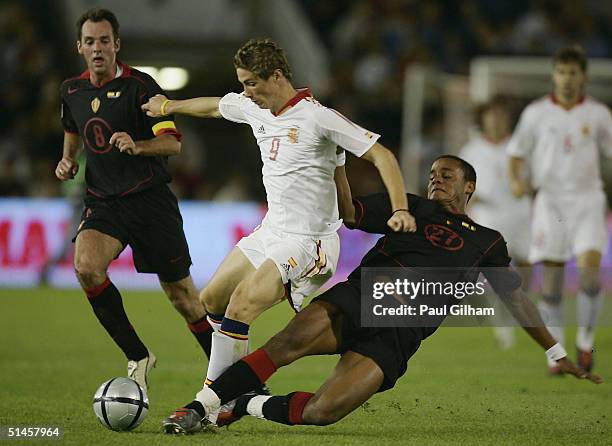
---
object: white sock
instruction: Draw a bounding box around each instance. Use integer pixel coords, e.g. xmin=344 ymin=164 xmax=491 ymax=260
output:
xmin=205 ymin=331 xmax=249 ymax=384
xmin=195 ymin=386 xmax=221 ymax=424
xmin=246 ymin=395 xmax=273 ymax=419
xmin=576 ymin=289 xmax=603 ymax=351
xmin=538 ymin=300 xmax=565 ymax=366
xmin=206 ymin=315 xmax=222 ymax=332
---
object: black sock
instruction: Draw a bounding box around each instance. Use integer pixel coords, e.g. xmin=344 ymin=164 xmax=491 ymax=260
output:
xmin=185 ymin=400 xmax=206 ymax=418
xmin=187 ymin=315 xmax=213 ymax=358
xmin=85 ymin=278 xmax=148 ymax=360
xmin=261 ymin=392 xmax=313 ymax=425
xmin=232 ymin=394 xmax=255 ymax=418
xmin=261 ymin=395 xmax=292 ymax=425
xmin=209 ymin=360 xmax=263 ymax=404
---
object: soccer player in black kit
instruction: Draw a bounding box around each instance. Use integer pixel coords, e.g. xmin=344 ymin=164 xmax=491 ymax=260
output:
xmin=163 ymin=155 xmax=602 ymax=433
xmin=55 ymin=8 xmax=212 ymax=390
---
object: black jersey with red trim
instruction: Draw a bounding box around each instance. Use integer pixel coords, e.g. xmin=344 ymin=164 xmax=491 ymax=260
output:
xmin=348 ymin=193 xmax=521 ymax=295
xmin=60 ymin=62 xmax=181 ymax=198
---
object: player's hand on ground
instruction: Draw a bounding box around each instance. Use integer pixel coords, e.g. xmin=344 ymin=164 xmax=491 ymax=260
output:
xmin=556 ymin=357 xmax=603 ymax=384
xmin=110 ymin=132 xmax=138 ymax=155
xmin=55 ymin=157 xmax=79 ymax=181
xmin=387 ymin=210 xmax=417 ymax=232
xmin=509 ymin=179 xmax=530 ymax=198
xmin=141 ymin=94 xmax=168 ymax=117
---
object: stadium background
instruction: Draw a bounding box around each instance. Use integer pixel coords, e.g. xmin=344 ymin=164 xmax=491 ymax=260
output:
xmin=0 ymin=1 xmax=611 ymax=444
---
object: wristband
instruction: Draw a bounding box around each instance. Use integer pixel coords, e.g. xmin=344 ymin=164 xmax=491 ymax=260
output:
xmin=545 ymin=342 xmax=567 ymax=362
xmin=160 ymin=99 xmax=171 ymax=116
xmin=392 ymin=209 xmax=409 ymax=215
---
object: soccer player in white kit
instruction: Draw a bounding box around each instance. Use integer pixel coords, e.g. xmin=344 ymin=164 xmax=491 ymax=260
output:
xmin=507 ymin=46 xmax=612 ymax=374
xmin=143 ymin=38 xmax=416 ymax=429
xmin=460 ymin=98 xmax=532 ymax=349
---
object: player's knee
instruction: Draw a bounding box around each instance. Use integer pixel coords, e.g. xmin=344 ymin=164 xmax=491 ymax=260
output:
xmin=74 ymin=258 xmax=106 ymax=288
xmin=165 ymin=282 xmax=197 ymax=310
xmin=542 ymin=293 xmax=562 ymax=305
xmin=200 ymin=286 xmax=226 ymax=314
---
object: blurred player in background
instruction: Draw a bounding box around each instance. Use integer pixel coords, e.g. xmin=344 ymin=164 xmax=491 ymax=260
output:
xmin=160 ymin=155 xmax=601 ymax=434
xmin=508 ymin=45 xmax=612 ymax=373
xmin=143 ymin=38 xmax=415 ymax=414
xmin=460 ymin=98 xmax=532 ymax=349
xmin=56 ymin=8 xmax=210 ymax=390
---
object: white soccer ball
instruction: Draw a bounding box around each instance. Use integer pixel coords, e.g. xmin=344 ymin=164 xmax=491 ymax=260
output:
xmin=92 ymin=377 xmax=149 ymax=431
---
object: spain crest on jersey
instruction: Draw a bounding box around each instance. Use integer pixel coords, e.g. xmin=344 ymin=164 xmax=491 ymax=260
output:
xmin=288 ymin=128 xmax=299 ymax=144
xmin=581 ymin=124 xmax=590 ymax=136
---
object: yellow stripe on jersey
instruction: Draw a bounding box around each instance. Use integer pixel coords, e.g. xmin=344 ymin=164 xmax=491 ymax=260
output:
xmin=152 ymin=120 xmax=176 ymax=135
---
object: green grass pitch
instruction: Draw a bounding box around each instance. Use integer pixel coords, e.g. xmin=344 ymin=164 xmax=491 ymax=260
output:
xmin=0 ymin=287 xmax=610 ymax=445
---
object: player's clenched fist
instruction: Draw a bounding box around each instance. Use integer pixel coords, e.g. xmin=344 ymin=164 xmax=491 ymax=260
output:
xmin=387 ymin=209 xmax=417 ymax=233
xmin=55 ymin=157 xmax=79 ymax=181
xmin=110 ymin=132 xmax=138 ymax=155
xmin=141 ymin=94 xmax=168 ymax=117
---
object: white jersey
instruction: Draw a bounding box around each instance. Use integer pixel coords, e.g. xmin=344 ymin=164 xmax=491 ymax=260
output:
xmin=218 ymin=89 xmax=379 ymax=236
xmin=460 ymin=135 xmax=531 ymax=224
xmin=460 ymin=136 xmax=531 ymax=260
xmin=506 ymin=95 xmax=612 ymax=194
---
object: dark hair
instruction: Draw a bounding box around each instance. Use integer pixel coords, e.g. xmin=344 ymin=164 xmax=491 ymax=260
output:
xmin=474 ymin=96 xmax=508 ymax=130
xmin=433 ymin=155 xmax=477 ymax=202
xmin=77 ymin=8 xmax=120 ymax=41
xmin=234 ymin=38 xmax=292 ymax=81
xmin=553 ymin=45 xmax=587 ymax=72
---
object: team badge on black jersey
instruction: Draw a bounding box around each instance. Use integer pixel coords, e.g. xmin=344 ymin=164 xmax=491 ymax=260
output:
xmin=91 ymin=97 xmax=100 ymax=113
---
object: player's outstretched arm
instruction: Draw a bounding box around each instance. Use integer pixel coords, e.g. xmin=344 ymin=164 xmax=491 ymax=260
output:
xmin=55 ymin=132 xmax=82 ymax=181
xmin=362 ymin=143 xmax=416 ymax=232
xmin=503 ymin=288 xmax=603 ymax=384
xmin=334 ymin=165 xmax=356 ymax=227
xmin=142 ymin=94 xmax=222 ymax=118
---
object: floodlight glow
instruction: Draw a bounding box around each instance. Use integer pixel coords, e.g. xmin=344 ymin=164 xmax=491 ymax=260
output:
xmin=158 ymin=67 xmax=189 ymax=91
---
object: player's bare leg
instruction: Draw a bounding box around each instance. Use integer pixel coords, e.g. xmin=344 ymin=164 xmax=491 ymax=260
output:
xmin=539 ymin=260 xmax=565 ymax=374
xmin=160 ymin=275 xmax=203 ymax=322
xmin=199 ymin=247 xmax=256 ymax=318
xmin=75 ymin=229 xmax=153 ymax=388
xmin=575 ymin=249 xmax=603 ymax=371
xmin=204 ymin=259 xmax=285 ymax=385
xmin=160 ymin=275 xmax=214 ymax=358
xmin=74 ymin=229 xmax=123 ymax=289
xmin=301 ymin=352 xmax=384 ymax=425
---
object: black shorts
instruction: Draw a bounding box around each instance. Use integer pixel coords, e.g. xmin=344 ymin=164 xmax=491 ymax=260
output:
xmin=76 ymin=184 xmax=192 ymax=282
xmin=314 ymin=280 xmax=421 ymax=392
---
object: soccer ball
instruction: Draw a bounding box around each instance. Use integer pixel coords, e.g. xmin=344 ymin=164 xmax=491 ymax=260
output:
xmin=92 ymin=377 xmax=149 ymax=431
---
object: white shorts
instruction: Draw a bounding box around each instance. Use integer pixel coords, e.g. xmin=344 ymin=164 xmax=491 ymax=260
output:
xmin=472 ymin=204 xmax=531 ymax=263
xmin=529 ymin=190 xmax=608 ymax=263
xmin=237 ymin=224 xmax=340 ymax=311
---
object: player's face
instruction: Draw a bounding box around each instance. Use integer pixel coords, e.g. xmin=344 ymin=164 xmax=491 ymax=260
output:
xmin=427 ymin=159 xmax=474 ymax=208
xmin=552 ymin=62 xmax=585 ymax=99
xmin=236 ymin=68 xmax=279 ymax=110
xmin=481 ymin=106 xmax=510 ymax=141
xmin=77 ymin=20 xmax=119 ymax=77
